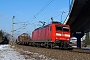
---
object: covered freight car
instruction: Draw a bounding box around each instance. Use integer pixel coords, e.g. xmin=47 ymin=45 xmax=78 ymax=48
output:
xmin=16 ymin=33 xmax=31 ymax=45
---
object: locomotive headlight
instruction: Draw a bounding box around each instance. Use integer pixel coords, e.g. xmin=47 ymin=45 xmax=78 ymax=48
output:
xmin=65 ymin=34 xmax=70 ymax=37
xmin=66 ymin=38 xmax=69 ymax=40
xmin=56 ymin=33 xmax=61 ymax=36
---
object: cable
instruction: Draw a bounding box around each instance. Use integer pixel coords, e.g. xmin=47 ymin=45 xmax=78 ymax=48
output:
xmin=13 ymin=17 xmax=27 ymax=32
xmin=27 ymin=0 xmax=53 ymax=25
xmin=35 ymin=0 xmax=53 ymax=17
xmin=41 ymin=10 xmax=68 ymax=24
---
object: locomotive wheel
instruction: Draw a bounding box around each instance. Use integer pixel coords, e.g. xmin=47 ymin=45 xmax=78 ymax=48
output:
xmin=50 ymin=43 xmax=54 ymax=49
xmin=37 ymin=43 xmax=40 ymax=47
xmin=36 ymin=43 xmax=40 ymax=47
xmin=63 ymin=42 xmax=68 ymax=49
xmin=60 ymin=42 xmax=64 ymax=49
xmin=60 ymin=41 xmax=69 ymax=49
xmin=46 ymin=45 xmax=48 ymax=48
xmin=32 ymin=43 xmax=35 ymax=47
xmin=46 ymin=43 xmax=49 ymax=48
xmin=29 ymin=43 xmax=31 ymax=46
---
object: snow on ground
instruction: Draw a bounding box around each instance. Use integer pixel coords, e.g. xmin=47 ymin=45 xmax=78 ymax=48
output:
xmin=0 ymin=45 xmax=26 ymax=60
xmin=0 ymin=44 xmax=56 ymax=60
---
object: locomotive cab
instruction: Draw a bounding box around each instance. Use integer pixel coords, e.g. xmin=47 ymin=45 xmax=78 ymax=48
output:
xmin=54 ymin=24 xmax=72 ymax=49
xmin=50 ymin=23 xmax=71 ymax=49
xmin=55 ymin=25 xmax=70 ymax=42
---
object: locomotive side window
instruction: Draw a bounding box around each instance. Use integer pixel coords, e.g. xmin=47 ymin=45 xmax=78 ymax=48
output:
xmin=56 ymin=26 xmax=62 ymax=31
xmin=50 ymin=26 xmax=52 ymax=31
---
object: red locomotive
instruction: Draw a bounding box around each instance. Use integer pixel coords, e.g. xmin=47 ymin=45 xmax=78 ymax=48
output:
xmin=31 ymin=21 xmax=72 ymax=49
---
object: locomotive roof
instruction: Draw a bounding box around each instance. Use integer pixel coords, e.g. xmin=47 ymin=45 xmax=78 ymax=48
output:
xmin=34 ymin=24 xmax=50 ymax=31
xmin=52 ymin=21 xmax=62 ymax=24
xmin=34 ymin=21 xmax=62 ymax=31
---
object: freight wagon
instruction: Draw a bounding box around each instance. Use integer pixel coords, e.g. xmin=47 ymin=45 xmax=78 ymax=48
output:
xmin=16 ymin=33 xmax=31 ymax=45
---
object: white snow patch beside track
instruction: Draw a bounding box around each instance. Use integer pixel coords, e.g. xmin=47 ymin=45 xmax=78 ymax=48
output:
xmin=0 ymin=44 xmax=27 ymax=60
xmin=0 ymin=44 xmax=57 ymax=60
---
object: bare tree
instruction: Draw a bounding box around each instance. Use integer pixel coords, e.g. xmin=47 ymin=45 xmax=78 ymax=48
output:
xmin=83 ymin=32 xmax=90 ymax=46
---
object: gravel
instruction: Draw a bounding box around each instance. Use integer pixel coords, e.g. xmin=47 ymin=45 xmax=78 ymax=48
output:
xmin=15 ymin=44 xmax=90 ymax=60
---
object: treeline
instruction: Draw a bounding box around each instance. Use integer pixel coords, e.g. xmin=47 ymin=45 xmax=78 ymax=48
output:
xmin=83 ymin=32 xmax=90 ymax=47
xmin=0 ymin=30 xmax=11 ymax=44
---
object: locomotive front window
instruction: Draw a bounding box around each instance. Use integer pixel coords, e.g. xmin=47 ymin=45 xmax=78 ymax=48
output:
xmin=56 ymin=26 xmax=62 ymax=31
xmin=63 ymin=28 xmax=69 ymax=32
xmin=56 ymin=26 xmax=69 ymax=32
xmin=63 ymin=27 xmax=69 ymax=32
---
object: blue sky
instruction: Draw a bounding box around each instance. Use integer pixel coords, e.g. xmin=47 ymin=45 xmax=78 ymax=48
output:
xmin=0 ymin=0 xmax=71 ymax=37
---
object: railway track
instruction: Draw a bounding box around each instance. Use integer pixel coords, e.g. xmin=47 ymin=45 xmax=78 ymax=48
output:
xmin=15 ymin=44 xmax=90 ymax=54
xmin=14 ymin=44 xmax=90 ymax=60
xmin=70 ymin=48 xmax=90 ymax=54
